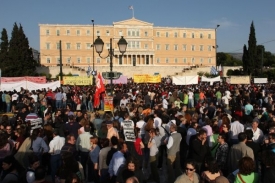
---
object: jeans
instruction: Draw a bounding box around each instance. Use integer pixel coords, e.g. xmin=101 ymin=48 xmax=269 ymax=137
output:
xmin=100 ymin=100 xmax=104 ymax=111
xmin=6 ymin=102 xmax=11 ymax=113
xmin=62 ymin=100 xmax=66 ymax=108
xmin=88 ymin=100 xmax=93 ymax=112
xmin=56 ymin=100 xmax=62 ymax=109
xmin=100 ymin=168 xmax=109 ymax=183
xmin=80 ymin=151 xmax=89 ymax=179
xmin=51 ymin=154 xmax=61 ymax=182
xmin=188 ymin=99 xmax=194 ymax=108
xmin=150 ymin=153 xmax=160 ymax=183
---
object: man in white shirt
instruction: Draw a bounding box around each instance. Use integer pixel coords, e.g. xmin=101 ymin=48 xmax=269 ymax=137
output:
xmin=162 ymin=96 xmax=168 ymax=111
xmin=30 ymin=91 xmax=38 ymax=103
xmin=230 ymin=116 xmax=244 ymax=144
xmin=49 ymin=130 xmax=65 ymax=182
xmin=188 ymin=90 xmax=194 ymax=108
xmin=250 ymin=119 xmax=264 ymax=144
xmin=222 ymin=93 xmax=231 ymax=110
xmin=136 ymin=115 xmax=146 ymax=140
xmin=153 ymin=110 xmax=162 ymax=128
xmin=120 ymin=96 xmax=128 ymax=106
xmin=108 ymin=141 xmax=128 ymax=183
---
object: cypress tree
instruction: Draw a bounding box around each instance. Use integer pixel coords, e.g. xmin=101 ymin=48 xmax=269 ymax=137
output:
xmin=247 ymin=21 xmax=257 ymax=75
xmin=242 ymin=44 xmax=249 ymax=74
xmin=8 ymin=23 xmax=21 ymax=76
xmin=0 ymin=28 xmax=9 ymax=74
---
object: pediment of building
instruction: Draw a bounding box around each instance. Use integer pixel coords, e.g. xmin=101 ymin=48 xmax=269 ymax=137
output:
xmin=113 ymin=18 xmax=153 ymax=26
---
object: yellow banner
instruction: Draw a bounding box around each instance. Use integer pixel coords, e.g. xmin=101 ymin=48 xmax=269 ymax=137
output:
xmin=104 ymin=96 xmax=114 ymax=111
xmin=133 ymin=74 xmax=161 ymax=83
xmin=62 ymin=76 xmax=93 ymax=85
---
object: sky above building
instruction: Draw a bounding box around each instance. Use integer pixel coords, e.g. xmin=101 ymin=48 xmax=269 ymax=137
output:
xmin=0 ymin=0 xmax=275 ymax=53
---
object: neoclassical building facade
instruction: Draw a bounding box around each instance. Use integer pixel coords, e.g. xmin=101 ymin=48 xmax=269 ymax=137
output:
xmin=39 ymin=18 xmax=216 ymax=69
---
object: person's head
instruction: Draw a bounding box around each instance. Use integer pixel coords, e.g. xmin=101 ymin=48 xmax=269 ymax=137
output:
xmin=269 ymin=133 xmax=275 ymax=144
xmin=84 ymin=124 xmax=91 ymax=132
xmin=205 ymin=157 xmax=220 ymax=174
xmin=30 ymin=128 xmax=40 ymax=141
xmin=66 ymin=134 xmax=76 ymax=145
xmin=252 ymin=120 xmax=259 ymax=130
xmin=110 ymin=136 xmax=119 ymax=146
xmin=34 ymin=166 xmax=47 ymax=181
xmin=149 ymin=128 xmax=156 ymax=137
xmin=245 ymin=129 xmax=253 ymax=141
xmin=218 ymin=133 xmax=227 ymax=144
xmin=238 ymin=157 xmax=255 ymax=175
xmin=28 ymin=154 xmax=40 ymax=170
xmin=118 ymin=141 xmax=128 ymax=153
xmin=106 ymin=121 xmax=113 ymax=129
xmin=170 ymin=123 xmax=177 ymax=133
xmin=100 ymin=138 xmax=110 ymax=148
xmin=65 ymin=173 xmax=81 ymax=183
xmin=185 ymin=159 xmax=197 ymax=177
xmin=90 ymin=136 xmax=98 ymax=145
xmin=126 ymin=176 xmax=139 ymax=183
xmin=222 ymin=123 xmax=230 ymax=132
xmin=5 ymin=125 xmax=12 ymax=134
xmin=126 ymin=156 xmax=138 ymax=172
xmin=238 ymin=132 xmax=247 ymax=142
xmin=269 ymin=127 xmax=275 ymax=134
xmin=2 ymin=155 xmax=16 ymax=171
xmin=198 ymin=129 xmax=207 ymax=141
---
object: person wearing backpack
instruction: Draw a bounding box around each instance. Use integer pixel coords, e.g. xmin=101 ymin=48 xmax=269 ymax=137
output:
xmin=25 ymin=154 xmax=40 ymax=183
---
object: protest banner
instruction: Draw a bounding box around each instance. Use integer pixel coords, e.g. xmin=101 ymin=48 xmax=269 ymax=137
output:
xmin=63 ymin=76 xmax=93 ymax=85
xmin=133 ymin=74 xmax=161 ymax=83
xmin=254 ymin=78 xmax=267 ymax=84
xmin=30 ymin=118 xmax=43 ymax=130
xmin=230 ymin=76 xmax=250 ymax=84
xmin=104 ymin=96 xmax=114 ymax=111
xmin=172 ymin=75 xmax=198 ymax=85
xmin=121 ymin=120 xmax=135 ymax=142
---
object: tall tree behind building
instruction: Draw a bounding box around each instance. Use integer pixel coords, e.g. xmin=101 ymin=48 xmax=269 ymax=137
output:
xmin=247 ymin=21 xmax=257 ymax=75
xmin=0 ymin=28 xmax=9 ymax=73
xmin=242 ymin=44 xmax=249 ymax=74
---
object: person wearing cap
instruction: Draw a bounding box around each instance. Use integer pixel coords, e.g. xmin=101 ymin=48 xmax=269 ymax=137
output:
xmin=106 ymin=120 xmax=119 ymax=140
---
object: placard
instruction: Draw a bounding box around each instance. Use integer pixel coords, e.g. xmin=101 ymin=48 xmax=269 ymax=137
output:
xmin=121 ymin=120 xmax=135 ymax=142
xmin=62 ymin=76 xmax=93 ymax=85
xmin=133 ymin=74 xmax=161 ymax=83
xmin=104 ymin=96 xmax=114 ymax=111
xmin=172 ymin=75 xmax=198 ymax=85
xmin=30 ymin=118 xmax=43 ymax=130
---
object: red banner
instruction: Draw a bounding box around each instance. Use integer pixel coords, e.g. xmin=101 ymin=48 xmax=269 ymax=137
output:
xmin=94 ymin=73 xmax=105 ymax=108
xmin=1 ymin=77 xmax=46 ymax=83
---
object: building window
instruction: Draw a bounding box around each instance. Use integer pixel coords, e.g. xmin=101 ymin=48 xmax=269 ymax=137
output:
xmin=166 ymin=58 xmax=169 ymax=63
xmin=56 ymin=58 xmax=60 ymax=64
xmin=192 ymin=58 xmax=195 ymax=64
xmin=200 ymin=58 xmax=204 ymax=64
xmin=156 ymin=32 xmax=160 ymax=37
xmin=136 ymin=42 xmax=140 ymax=48
xmin=208 ymin=45 xmax=212 ymax=51
xmin=183 ymin=32 xmax=186 ymax=38
xmin=128 ymin=30 xmax=131 ymax=36
xmin=132 ymin=30 xmax=135 ymax=36
xmin=86 ymin=43 xmax=91 ymax=49
xmin=157 ymin=58 xmax=160 ymax=63
xmin=183 ymin=44 xmax=187 ymax=51
xmin=46 ymin=58 xmax=51 ymax=63
xmin=66 ymin=43 xmax=71 ymax=50
xmin=56 ymin=43 xmax=60 ymax=50
xmin=106 ymin=57 xmax=110 ymax=64
xmin=192 ymin=33 xmax=195 ymax=38
xmin=174 ymin=32 xmax=178 ymax=38
xmin=76 ymin=43 xmax=81 ymax=50
xmin=200 ymin=45 xmax=203 ymax=51
xmin=119 ymin=31 xmax=123 ymax=36
xmin=156 ymin=44 xmax=160 ymax=50
xmin=119 ymin=56 xmax=122 ymax=65
xmin=174 ymin=44 xmax=178 ymax=50
xmin=77 ymin=57 xmax=81 ymax=64
xmin=76 ymin=30 xmax=80 ymax=36
xmin=208 ymin=58 xmax=212 ymax=63
xmin=106 ymin=43 xmax=110 ymax=49
xmin=144 ymin=44 xmax=148 ymax=49
xmin=132 ymin=42 xmax=135 ymax=48
xmin=46 ymin=30 xmax=50 ymax=36
xmin=208 ymin=34 xmax=211 ymax=39
xmin=66 ymin=30 xmax=70 ymax=35
xmin=96 ymin=58 xmax=100 ymax=63
xmin=96 ymin=30 xmax=100 ymax=36
xmin=200 ymin=33 xmax=203 ymax=39
xmin=136 ymin=31 xmax=139 ymax=36
xmin=46 ymin=43 xmax=50 ymax=50
xmin=146 ymin=56 xmax=149 ymax=65
xmin=166 ymin=32 xmax=169 ymax=37
xmin=165 ymin=44 xmax=169 ymax=50
xmin=144 ymin=31 xmax=148 ymax=37
xmin=56 ymin=30 xmax=60 ymax=36
xmin=86 ymin=30 xmax=90 ymax=35
xmin=191 ymin=45 xmax=195 ymax=51
xmin=106 ymin=30 xmax=110 ymax=36
xmin=183 ymin=58 xmax=187 ymax=63
xmin=67 ymin=58 xmax=71 ymax=64
xmin=175 ymin=58 xmax=178 ymax=63
xmin=87 ymin=57 xmax=91 ymax=64
xmin=128 ymin=41 xmax=131 ymax=49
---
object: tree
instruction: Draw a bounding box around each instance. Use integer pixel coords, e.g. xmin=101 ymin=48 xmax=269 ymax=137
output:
xmin=217 ymin=52 xmax=242 ymax=66
xmin=242 ymin=44 xmax=249 ymax=74
xmin=7 ymin=23 xmax=20 ymax=76
xmin=247 ymin=21 xmax=257 ymax=75
xmin=0 ymin=28 xmax=9 ymax=73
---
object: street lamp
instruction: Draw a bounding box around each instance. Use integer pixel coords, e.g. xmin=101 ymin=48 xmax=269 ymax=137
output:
xmin=215 ymin=24 xmax=220 ymax=71
xmin=93 ymin=36 xmax=127 ymax=95
xmin=91 ymin=19 xmax=95 ymax=85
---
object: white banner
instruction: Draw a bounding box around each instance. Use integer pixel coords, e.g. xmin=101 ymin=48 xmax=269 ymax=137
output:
xmin=201 ymin=76 xmax=221 ymax=85
xmin=230 ymin=76 xmax=250 ymax=84
xmin=172 ymin=75 xmax=198 ymax=85
xmin=254 ymin=78 xmax=267 ymax=84
xmin=0 ymin=81 xmax=60 ymax=91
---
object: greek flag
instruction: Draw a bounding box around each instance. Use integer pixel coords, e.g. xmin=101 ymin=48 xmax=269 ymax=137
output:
xmin=210 ymin=66 xmax=218 ymax=75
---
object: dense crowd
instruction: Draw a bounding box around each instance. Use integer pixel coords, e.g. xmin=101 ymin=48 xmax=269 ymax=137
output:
xmin=0 ymin=81 xmax=275 ymax=183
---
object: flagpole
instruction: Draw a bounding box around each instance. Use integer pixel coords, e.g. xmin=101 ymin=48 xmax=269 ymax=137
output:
xmin=132 ymin=8 xmax=134 ymax=18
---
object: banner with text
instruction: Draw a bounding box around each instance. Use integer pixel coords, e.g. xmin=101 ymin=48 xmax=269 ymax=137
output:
xmin=230 ymin=76 xmax=250 ymax=84
xmin=172 ymin=75 xmax=198 ymax=85
xmin=201 ymin=76 xmax=221 ymax=85
xmin=133 ymin=74 xmax=161 ymax=83
xmin=254 ymin=78 xmax=268 ymax=84
xmin=1 ymin=76 xmax=46 ymax=83
xmin=0 ymin=81 xmax=60 ymax=91
xmin=62 ymin=76 xmax=93 ymax=85
xmin=104 ymin=96 xmax=114 ymax=111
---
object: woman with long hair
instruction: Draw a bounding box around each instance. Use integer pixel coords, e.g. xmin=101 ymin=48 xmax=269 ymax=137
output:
xmin=200 ymin=157 xmax=222 ymax=183
xmin=29 ymin=128 xmax=49 ymax=159
xmin=14 ymin=128 xmax=26 ymax=152
xmin=235 ymin=157 xmax=259 ymax=183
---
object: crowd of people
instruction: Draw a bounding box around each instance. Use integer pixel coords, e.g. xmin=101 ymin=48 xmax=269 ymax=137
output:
xmin=0 ymin=81 xmax=275 ymax=183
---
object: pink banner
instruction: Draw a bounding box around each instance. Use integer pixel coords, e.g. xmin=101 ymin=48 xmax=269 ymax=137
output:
xmin=102 ymin=75 xmax=128 ymax=84
xmin=1 ymin=76 xmax=46 ymax=84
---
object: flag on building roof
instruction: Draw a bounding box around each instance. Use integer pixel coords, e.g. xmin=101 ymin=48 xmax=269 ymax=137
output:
xmin=210 ymin=66 xmax=218 ymax=75
xmin=129 ymin=5 xmax=133 ymax=10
